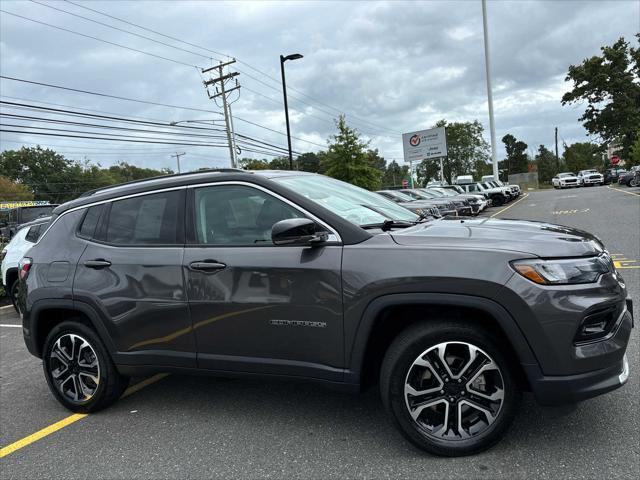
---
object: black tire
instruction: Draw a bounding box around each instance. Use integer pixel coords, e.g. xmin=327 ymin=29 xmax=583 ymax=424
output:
xmin=491 ymin=195 xmax=504 ymax=207
xmin=380 ymin=321 xmax=520 ymax=457
xmin=9 ymin=279 xmax=19 ymax=313
xmin=43 ymin=320 xmax=129 ymax=413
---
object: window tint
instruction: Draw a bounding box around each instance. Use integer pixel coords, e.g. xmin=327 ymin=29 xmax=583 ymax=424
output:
xmin=194 ymin=185 xmax=305 ymax=245
xmin=78 ymin=204 xmax=104 ymax=239
xmin=106 ymin=191 xmax=182 ymax=245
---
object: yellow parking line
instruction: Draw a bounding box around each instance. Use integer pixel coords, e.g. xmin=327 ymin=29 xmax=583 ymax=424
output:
xmin=607 ymin=186 xmax=640 ymax=197
xmin=0 ymin=414 xmax=87 ymax=458
xmin=0 ymin=373 xmax=168 ymax=459
xmin=490 ymin=193 xmax=529 ymax=218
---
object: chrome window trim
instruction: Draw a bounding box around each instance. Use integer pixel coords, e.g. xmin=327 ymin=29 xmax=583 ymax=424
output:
xmin=36 ymin=181 xmax=342 ymax=245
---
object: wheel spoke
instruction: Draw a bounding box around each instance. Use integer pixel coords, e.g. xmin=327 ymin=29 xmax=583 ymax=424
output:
xmin=49 ymin=333 xmax=101 ymax=403
xmin=404 ymin=341 xmax=505 ymax=442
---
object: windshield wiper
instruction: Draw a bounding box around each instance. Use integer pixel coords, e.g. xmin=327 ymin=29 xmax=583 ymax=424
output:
xmin=361 ymin=219 xmax=418 ymax=231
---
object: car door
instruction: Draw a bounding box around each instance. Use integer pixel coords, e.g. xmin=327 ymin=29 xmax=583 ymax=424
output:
xmin=183 ymin=182 xmax=344 ymax=381
xmin=74 ymin=189 xmax=196 ymax=368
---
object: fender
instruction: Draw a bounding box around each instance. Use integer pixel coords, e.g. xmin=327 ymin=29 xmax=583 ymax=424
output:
xmin=346 ymin=292 xmax=540 ymax=380
xmin=28 ymin=298 xmax=117 ymax=357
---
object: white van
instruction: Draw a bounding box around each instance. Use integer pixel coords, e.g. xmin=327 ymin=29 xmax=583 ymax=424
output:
xmin=455 ymin=175 xmax=474 ymax=184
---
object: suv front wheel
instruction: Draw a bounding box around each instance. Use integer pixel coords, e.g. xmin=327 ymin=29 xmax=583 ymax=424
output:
xmin=43 ymin=320 xmax=129 ymax=413
xmin=380 ymin=321 xmax=520 ymax=456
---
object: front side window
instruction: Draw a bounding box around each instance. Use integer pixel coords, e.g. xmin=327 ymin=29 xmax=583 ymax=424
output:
xmin=193 ymin=185 xmax=305 ymax=245
xmin=105 ymin=190 xmax=182 ymax=245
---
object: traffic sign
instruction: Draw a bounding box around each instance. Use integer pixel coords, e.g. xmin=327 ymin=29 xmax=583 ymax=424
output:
xmin=610 ymin=155 xmax=620 ymax=165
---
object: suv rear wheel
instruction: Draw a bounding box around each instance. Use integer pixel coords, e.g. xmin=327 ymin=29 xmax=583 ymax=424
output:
xmin=43 ymin=320 xmax=129 ymax=413
xmin=380 ymin=321 xmax=520 ymax=456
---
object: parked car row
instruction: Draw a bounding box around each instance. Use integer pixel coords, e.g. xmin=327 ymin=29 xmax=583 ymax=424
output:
xmin=551 ymin=169 xmax=617 ymax=189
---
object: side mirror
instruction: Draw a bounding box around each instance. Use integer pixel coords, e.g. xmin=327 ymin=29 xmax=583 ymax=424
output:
xmin=271 ymin=218 xmax=329 ymax=246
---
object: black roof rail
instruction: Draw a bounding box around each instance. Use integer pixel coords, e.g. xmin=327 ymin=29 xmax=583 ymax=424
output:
xmin=79 ymin=168 xmax=248 ymax=198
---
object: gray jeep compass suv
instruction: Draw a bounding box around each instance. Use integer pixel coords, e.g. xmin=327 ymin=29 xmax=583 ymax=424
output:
xmin=18 ymin=170 xmax=632 ymax=456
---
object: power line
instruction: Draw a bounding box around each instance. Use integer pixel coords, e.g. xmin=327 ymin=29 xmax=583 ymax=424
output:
xmin=0 ymin=9 xmax=199 ymax=68
xmin=0 ymin=76 xmax=326 ymax=148
xmin=1 ymin=102 xmax=301 ymax=155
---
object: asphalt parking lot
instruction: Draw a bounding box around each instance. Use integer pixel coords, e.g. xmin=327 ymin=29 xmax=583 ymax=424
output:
xmin=1 ymin=185 xmax=639 ymax=479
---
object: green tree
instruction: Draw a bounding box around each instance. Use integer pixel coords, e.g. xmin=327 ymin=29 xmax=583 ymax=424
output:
xmin=562 ymin=142 xmax=602 ymax=172
xmin=502 ymin=134 xmax=529 ymax=174
xmin=297 ymin=152 xmax=321 ymax=173
xmin=416 ymin=159 xmax=440 ymax=186
xmin=628 ymin=129 xmax=640 ymax=167
xmin=383 ymin=160 xmax=410 ymax=187
xmin=268 ymin=156 xmax=289 ymax=170
xmin=0 ymin=146 xmax=80 ymax=203
xmin=320 ymin=115 xmax=381 ymax=190
xmin=535 ymin=145 xmax=557 ymax=184
xmin=0 ymin=176 xmax=34 ymax=201
xmin=106 ymin=161 xmax=173 ymax=183
xmin=434 ymin=120 xmax=490 ymax=184
xmin=561 ymin=35 xmax=640 ymax=159
xmin=239 ymin=158 xmax=269 ymax=170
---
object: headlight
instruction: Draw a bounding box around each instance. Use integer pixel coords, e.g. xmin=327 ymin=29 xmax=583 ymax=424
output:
xmin=511 ymin=256 xmax=612 ymax=285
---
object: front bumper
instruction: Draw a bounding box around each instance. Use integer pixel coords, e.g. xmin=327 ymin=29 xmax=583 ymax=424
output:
xmin=582 ymin=178 xmax=603 ymax=185
xmin=526 ymin=351 xmax=629 ymax=405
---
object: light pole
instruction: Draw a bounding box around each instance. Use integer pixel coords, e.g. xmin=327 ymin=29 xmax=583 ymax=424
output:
xmin=280 ymin=53 xmax=303 ymax=170
xmin=482 ymin=0 xmax=499 ymax=181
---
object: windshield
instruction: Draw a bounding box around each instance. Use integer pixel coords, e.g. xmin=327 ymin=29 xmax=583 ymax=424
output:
xmin=481 ymin=183 xmax=495 ymax=189
xmin=431 ymin=188 xmax=455 ymax=197
xmin=420 ymin=189 xmax=444 ymax=198
xmin=382 ymin=190 xmax=415 ymax=202
xmin=274 ymin=175 xmax=418 ymax=226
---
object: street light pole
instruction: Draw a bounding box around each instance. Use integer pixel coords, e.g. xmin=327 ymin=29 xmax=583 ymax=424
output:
xmin=482 ymin=0 xmax=499 ymax=181
xmin=280 ymin=53 xmax=303 ymax=170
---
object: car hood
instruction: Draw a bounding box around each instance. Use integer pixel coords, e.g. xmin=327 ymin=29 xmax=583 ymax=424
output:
xmin=559 ymin=176 xmax=578 ymax=180
xmin=390 ymin=217 xmax=604 ymax=257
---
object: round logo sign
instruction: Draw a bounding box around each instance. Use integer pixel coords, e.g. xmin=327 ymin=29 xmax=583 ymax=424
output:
xmin=409 ymin=134 xmax=421 ymax=147
xmin=610 ymin=155 xmax=620 ymax=165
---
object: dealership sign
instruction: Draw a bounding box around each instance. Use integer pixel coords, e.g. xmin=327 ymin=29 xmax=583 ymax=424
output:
xmin=0 ymin=200 xmax=50 ymax=211
xmin=402 ymin=127 xmax=447 ymax=162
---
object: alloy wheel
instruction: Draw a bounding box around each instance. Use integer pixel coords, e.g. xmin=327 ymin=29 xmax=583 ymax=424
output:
xmin=404 ymin=341 xmax=505 ymax=441
xmin=49 ymin=333 xmax=101 ymax=403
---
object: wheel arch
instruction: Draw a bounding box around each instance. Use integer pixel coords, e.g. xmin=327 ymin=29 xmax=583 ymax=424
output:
xmin=28 ymin=299 xmax=116 ymax=358
xmin=347 ymin=293 xmax=539 ymax=389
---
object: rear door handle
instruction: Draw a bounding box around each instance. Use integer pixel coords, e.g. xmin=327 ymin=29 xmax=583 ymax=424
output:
xmin=189 ymin=261 xmax=226 ymax=272
xmin=84 ymin=259 xmax=112 ymax=269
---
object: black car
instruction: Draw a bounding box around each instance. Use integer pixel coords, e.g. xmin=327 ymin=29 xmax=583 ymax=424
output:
xmin=18 ymin=170 xmax=632 ymax=456
xmin=618 ymin=166 xmax=639 ymax=187
xmin=603 ymin=168 xmax=626 ymax=185
xmin=376 ymin=190 xmax=456 ymax=217
xmin=400 ymin=188 xmax=474 ymax=216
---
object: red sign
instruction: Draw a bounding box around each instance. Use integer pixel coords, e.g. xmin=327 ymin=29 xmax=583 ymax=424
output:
xmin=402 ymin=179 xmax=409 ymax=188
xmin=610 ymin=155 xmax=620 ymax=165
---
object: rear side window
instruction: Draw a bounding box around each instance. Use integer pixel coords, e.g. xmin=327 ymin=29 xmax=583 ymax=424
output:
xmin=25 ymin=224 xmax=43 ymax=243
xmin=78 ymin=204 xmax=104 ymax=239
xmin=105 ymin=191 xmax=183 ymax=245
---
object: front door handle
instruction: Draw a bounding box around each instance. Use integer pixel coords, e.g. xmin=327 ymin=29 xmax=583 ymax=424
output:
xmin=84 ymin=259 xmax=112 ymax=269
xmin=189 ymin=261 xmax=226 ymax=272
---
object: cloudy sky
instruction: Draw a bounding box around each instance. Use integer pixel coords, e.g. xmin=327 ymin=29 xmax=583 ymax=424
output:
xmin=1 ymin=0 xmax=638 ymax=172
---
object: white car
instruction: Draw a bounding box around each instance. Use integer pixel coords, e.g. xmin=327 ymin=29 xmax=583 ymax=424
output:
xmin=1 ymin=217 xmax=50 ymax=310
xmin=552 ymin=172 xmax=579 ymax=189
xmin=577 ymin=169 xmax=604 ymax=186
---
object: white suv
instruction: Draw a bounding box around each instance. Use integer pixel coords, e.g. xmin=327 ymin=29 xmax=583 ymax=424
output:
xmin=577 ymin=170 xmax=604 ymax=187
xmin=1 ymin=217 xmax=50 ymax=311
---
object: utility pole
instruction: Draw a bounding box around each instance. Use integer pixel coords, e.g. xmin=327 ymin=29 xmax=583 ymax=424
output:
xmin=482 ymin=0 xmax=499 ymax=181
xmin=555 ymin=127 xmax=559 ymax=171
xmin=202 ymin=60 xmax=240 ymax=168
xmin=171 ymin=152 xmax=185 ymax=173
